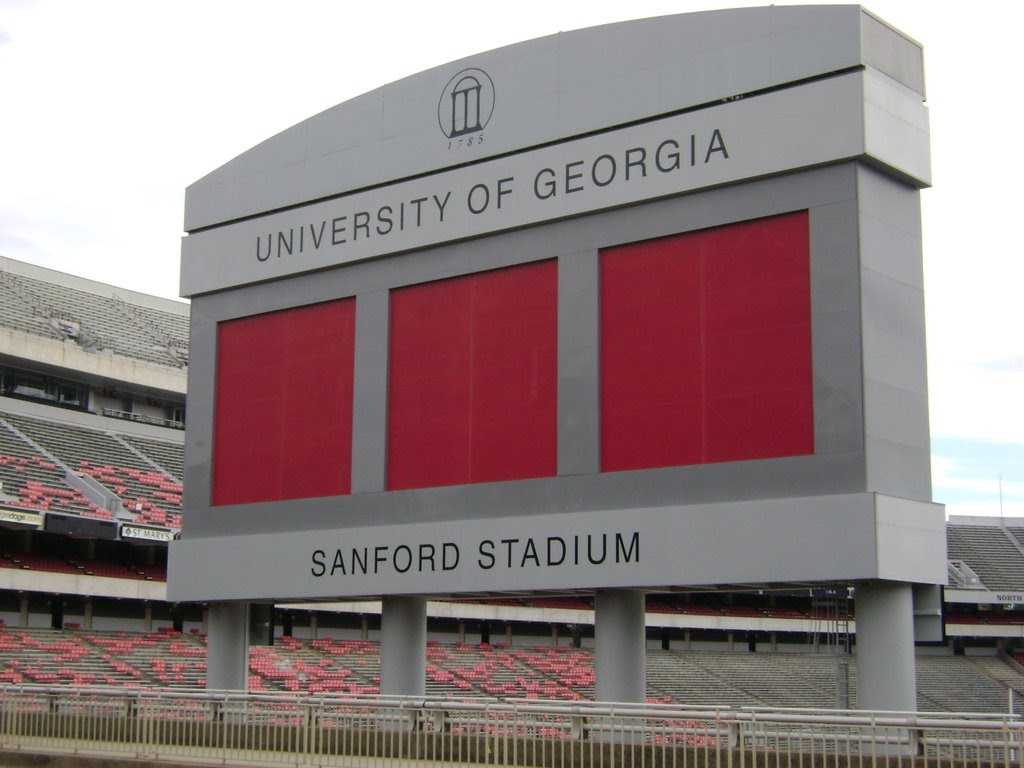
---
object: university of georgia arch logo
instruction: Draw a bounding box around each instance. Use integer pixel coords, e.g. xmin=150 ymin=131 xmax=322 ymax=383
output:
xmin=438 ymin=68 xmax=494 ymax=148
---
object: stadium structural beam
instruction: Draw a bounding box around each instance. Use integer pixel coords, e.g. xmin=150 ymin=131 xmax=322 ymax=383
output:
xmin=206 ymin=601 xmax=249 ymax=690
xmin=855 ymin=580 xmax=917 ymax=711
xmin=595 ymin=589 xmax=646 ymax=703
xmin=380 ymin=595 xmax=426 ymax=696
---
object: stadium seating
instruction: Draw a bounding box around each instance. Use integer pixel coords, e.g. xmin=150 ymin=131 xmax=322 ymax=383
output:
xmin=720 ymin=606 xmax=764 ymax=618
xmin=249 ymin=643 xmax=377 ymax=695
xmin=1 ymin=626 xmax=1022 ymax=713
xmin=645 ymin=599 xmax=681 ymax=614
xmin=0 ymin=409 xmax=182 ymax=528
xmin=120 ymin=434 xmax=184 ymax=481
xmin=2 ymin=551 xmax=86 ymax=575
xmin=946 ymin=525 xmax=1024 ymax=592
xmin=528 ymin=596 xmax=592 ymax=611
xmin=677 ymin=604 xmax=725 ymax=616
xmin=0 ymin=271 xmax=68 ymax=342
xmin=762 ymin=607 xmax=809 ymax=619
xmin=0 ymin=423 xmax=107 ymax=517
xmin=0 ymin=550 xmax=166 ymax=580
xmin=0 ymin=264 xmax=188 ymax=367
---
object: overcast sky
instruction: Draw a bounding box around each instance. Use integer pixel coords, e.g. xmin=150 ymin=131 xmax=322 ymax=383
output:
xmin=1 ymin=0 xmax=1021 ymax=519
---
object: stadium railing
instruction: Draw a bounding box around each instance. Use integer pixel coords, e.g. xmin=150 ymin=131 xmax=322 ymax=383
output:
xmin=1 ymin=685 xmax=1022 ymax=767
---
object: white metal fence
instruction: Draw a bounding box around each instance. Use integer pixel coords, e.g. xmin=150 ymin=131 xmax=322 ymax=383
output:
xmin=1 ymin=685 xmax=1022 ymax=767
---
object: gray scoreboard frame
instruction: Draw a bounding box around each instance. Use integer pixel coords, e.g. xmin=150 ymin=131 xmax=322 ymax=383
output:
xmin=171 ymin=6 xmax=946 ymax=709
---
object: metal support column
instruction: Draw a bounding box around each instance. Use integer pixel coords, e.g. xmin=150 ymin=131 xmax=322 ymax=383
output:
xmin=206 ymin=601 xmax=249 ymax=690
xmin=595 ymin=589 xmax=646 ymax=703
xmin=856 ymin=581 xmax=917 ymax=711
xmin=380 ymin=595 xmax=426 ymax=696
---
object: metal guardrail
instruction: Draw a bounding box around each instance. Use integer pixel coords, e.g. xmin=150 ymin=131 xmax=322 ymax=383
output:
xmin=101 ymin=406 xmax=185 ymax=430
xmin=1 ymin=685 xmax=1023 ymax=767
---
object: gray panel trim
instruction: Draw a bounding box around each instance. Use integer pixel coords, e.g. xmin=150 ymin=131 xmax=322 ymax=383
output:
xmin=558 ymin=250 xmax=599 ymax=476
xmin=182 ymin=451 xmax=869 ymax=539
xmin=865 ymin=381 xmax=930 ymax=455
xmin=863 ymin=67 xmax=931 ymax=186
xmin=182 ymin=303 xmax=216 ymax=513
xmin=182 ymin=71 xmax=878 ymax=297
xmin=866 ymin=433 xmax=933 ymax=502
xmin=167 ymin=493 xmax=947 ymax=602
xmin=809 ymin=201 xmax=865 ymax=458
xmin=861 ymin=276 xmax=927 ymax=394
xmin=351 ymin=291 xmax=389 ymax=494
xmin=181 ymin=164 xmax=869 ymax=540
xmin=912 ymin=582 xmax=944 ymax=643
xmin=184 ymin=7 xmax=924 ymax=231
xmin=858 ymin=163 xmax=925 ymax=289
xmin=861 ymin=10 xmax=926 ymax=97
xmin=193 ymin=164 xmax=859 ymax=325
xmin=856 ymin=165 xmax=931 ymax=501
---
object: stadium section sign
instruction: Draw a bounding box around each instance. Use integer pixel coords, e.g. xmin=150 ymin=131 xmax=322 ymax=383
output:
xmin=121 ymin=524 xmax=175 ymax=543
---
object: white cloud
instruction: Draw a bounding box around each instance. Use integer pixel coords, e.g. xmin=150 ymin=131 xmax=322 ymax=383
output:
xmin=929 ymin=363 xmax=1024 ymax=445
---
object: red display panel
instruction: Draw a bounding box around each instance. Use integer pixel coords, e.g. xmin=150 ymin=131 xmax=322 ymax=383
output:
xmin=213 ymin=299 xmax=356 ymax=505
xmin=388 ymin=260 xmax=557 ymax=490
xmin=600 ymin=211 xmax=813 ymax=471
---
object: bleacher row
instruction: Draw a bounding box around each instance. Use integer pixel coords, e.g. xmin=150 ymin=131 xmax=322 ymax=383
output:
xmin=1 ymin=626 xmax=1023 ymax=713
xmin=0 ymin=406 xmax=182 ymax=529
xmin=946 ymin=524 xmax=1024 ymax=591
xmin=0 ymin=261 xmax=188 ymax=368
xmin=0 ymin=550 xmax=165 ymax=581
xmin=0 ymin=627 xmax=203 ymax=687
xmin=460 ymin=596 xmax=851 ymax=621
xmin=947 ymin=611 xmax=1024 ymax=625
